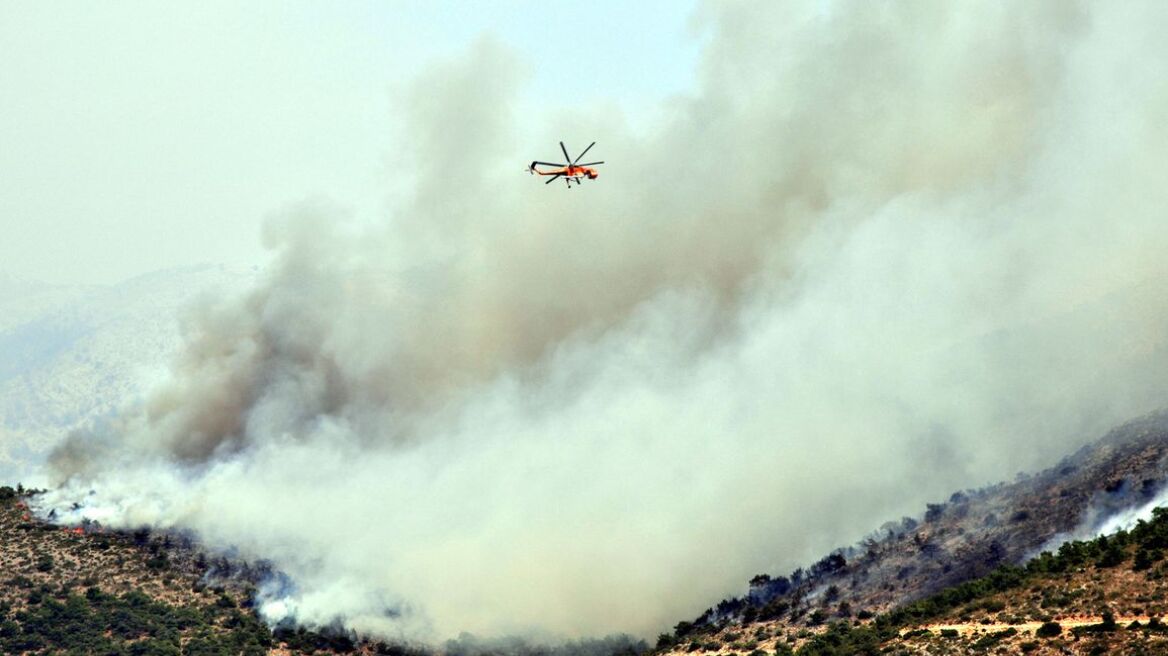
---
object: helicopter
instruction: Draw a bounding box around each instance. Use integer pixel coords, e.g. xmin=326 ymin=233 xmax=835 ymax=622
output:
xmin=529 ymin=141 xmax=604 ymax=188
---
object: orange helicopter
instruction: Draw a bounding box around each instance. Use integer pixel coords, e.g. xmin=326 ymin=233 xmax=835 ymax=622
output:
xmin=529 ymin=141 xmax=604 ymax=188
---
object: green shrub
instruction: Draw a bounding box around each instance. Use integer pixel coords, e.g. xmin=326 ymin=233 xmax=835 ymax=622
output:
xmin=1036 ymin=621 xmax=1062 ymax=637
xmin=145 ymin=554 xmax=170 ymax=570
xmin=981 ymin=599 xmax=1006 ymax=612
xmin=972 ymin=628 xmax=1016 ymax=649
xmin=0 ymin=586 xmax=272 ymax=656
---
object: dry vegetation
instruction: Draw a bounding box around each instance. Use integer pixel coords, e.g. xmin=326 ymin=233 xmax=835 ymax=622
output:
xmin=1 ymin=494 xmax=225 ymax=611
xmin=0 ymin=486 xmax=407 ymax=655
xmin=660 ymin=518 xmax=1168 ymax=655
xmin=655 ymin=414 xmax=1168 ymax=656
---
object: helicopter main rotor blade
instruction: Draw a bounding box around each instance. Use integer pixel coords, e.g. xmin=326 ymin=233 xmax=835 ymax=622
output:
xmin=560 ymin=142 xmax=572 ymax=166
xmin=573 ymin=142 xmax=596 ymax=164
xmin=545 ymin=173 xmax=564 ymax=185
xmin=531 ymin=161 xmax=566 ymax=169
xmin=575 ymin=161 xmax=604 ymax=166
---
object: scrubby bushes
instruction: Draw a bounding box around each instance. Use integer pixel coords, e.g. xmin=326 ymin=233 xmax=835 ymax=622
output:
xmin=35 ymin=554 xmax=54 ymax=572
xmin=655 ymin=506 xmax=1168 ymax=655
xmin=0 ymin=585 xmax=272 ymax=655
xmin=796 ymin=622 xmax=881 ymax=656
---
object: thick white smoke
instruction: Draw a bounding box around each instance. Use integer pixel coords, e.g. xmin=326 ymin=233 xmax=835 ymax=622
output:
xmin=41 ymin=1 xmax=1168 ymax=643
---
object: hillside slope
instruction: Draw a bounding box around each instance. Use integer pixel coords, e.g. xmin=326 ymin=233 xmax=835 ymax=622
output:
xmin=0 ymin=486 xmax=391 ymax=655
xmin=657 ymin=412 xmax=1168 ymax=655
xmin=661 ymin=505 xmax=1168 ymax=655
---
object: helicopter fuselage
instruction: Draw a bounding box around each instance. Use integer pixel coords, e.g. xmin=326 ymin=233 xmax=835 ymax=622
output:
xmin=530 ymin=164 xmax=598 ymax=179
xmin=528 ymin=142 xmax=604 ymax=187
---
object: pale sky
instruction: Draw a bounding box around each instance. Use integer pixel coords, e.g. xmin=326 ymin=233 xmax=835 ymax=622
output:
xmin=0 ymin=1 xmax=701 ymax=285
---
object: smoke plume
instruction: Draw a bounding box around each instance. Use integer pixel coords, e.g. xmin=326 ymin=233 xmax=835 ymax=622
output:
xmin=41 ymin=1 xmax=1168 ymax=643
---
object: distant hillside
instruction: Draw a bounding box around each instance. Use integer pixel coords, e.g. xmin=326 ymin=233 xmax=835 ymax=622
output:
xmin=655 ymin=411 xmax=1168 ymax=655
xmin=0 ymin=265 xmax=253 ymax=480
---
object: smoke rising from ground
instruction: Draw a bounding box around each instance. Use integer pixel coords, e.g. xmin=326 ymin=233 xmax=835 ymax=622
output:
xmin=42 ymin=1 xmax=1168 ymax=642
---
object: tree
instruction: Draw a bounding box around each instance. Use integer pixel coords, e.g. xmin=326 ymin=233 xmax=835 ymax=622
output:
xmin=1098 ymin=541 xmax=1125 ymax=568
xmin=1134 ymin=547 xmax=1162 ymax=571
xmin=1100 ymin=610 xmax=1117 ymax=631
xmin=925 ymin=503 xmax=946 ymax=522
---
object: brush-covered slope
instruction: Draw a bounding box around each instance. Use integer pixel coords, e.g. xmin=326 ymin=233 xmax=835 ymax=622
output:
xmin=0 ymin=485 xmax=264 ymax=654
xmin=0 ymin=485 xmax=392 ymax=655
xmin=662 ymin=508 xmax=1168 ymax=655
xmin=0 ymin=486 xmax=647 ymax=656
xmin=656 ymin=412 xmax=1168 ymax=655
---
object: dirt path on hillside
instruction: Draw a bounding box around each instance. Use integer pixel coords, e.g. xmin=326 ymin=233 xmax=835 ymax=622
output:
xmin=905 ymin=616 xmax=1153 ymax=637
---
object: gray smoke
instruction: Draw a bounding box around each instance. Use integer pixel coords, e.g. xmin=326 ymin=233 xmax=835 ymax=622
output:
xmin=41 ymin=0 xmax=1168 ymax=643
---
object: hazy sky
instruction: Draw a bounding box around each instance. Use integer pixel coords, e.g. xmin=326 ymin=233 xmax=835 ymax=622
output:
xmin=0 ymin=1 xmax=700 ymax=285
